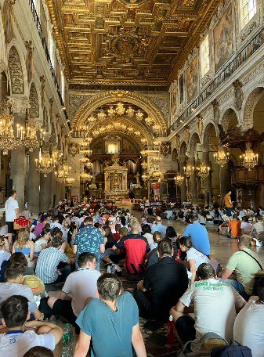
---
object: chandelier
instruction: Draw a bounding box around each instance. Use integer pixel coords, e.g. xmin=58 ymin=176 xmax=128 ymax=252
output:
xmin=0 ymin=100 xmax=23 ymax=155
xmin=35 ymin=148 xmax=56 ymax=177
xmin=56 ymin=162 xmax=71 ymax=183
xmin=80 ymin=171 xmax=93 ymax=181
xmin=213 ymin=146 xmax=230 ymax=167
xmin=142 ymin=172 xmax=148 ymax=182
xmin=24 ymin=118 xmax=39 ymax=152
xmin=240 ymin=142 xmax=258 ymax=170
xmin=65 ymin=176 xmax=75 ymax=186
xmin=184 ymin=163 xmax=195 ymax=177
xmin=197 ymin=161 xmax=210 ymax=180
xmin=174 ymin=174 xmax=184 ymax=186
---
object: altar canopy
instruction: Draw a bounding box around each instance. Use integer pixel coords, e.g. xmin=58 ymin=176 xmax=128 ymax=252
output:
xmin=104 ymin=156 xmax=128 ymax=201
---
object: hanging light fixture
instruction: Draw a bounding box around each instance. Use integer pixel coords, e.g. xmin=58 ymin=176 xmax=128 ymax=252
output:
xmin=126 ymin=106 xmax=134 ymax=118
xmin=174 ymin=173 xmax=184 ymax=186
xmin=65 ymin=176 xmax=75 ymax=186
xmin=24 ymin=118 xmax=39 ymax=152
xmin=116 ymin=102 xmax=125 ymax=116
xmin=136 ymin=109 xmax=144 ymax=121
xmin=80 ymin=171 xmax=93 ymax=181
xmin=240 ymin=142 xmax=258 ymax=170
xmin=142 ymin=172 xmax=148 ymax=182
xmin=56 ymin=162 xmax=71 ymax=182
xmin=184 ymin=163 xmax=195 ymax=177
xmin=0 ymin=99 xmax=22 ymax=155
xmin=35 ymin=148 xmax=56 ymax=177
xmin=213 ymin=146 xmax=230 ymax=167
xmin=107 ymin=105 xmax=115 ymax=117
xmin=197 ymin=161 xmax=211 ymax=180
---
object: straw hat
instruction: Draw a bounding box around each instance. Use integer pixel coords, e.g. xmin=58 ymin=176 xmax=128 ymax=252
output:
xmin=22 ymin=275 xmax=45 ymax=295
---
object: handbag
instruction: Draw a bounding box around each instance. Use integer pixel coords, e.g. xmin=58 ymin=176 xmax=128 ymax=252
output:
xmin=241 ymin=250 xmax=263 ymax=295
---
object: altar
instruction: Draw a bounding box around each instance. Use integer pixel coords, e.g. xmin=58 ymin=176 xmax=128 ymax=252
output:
xmin=104 ymin=156 xmax=129 ymax=201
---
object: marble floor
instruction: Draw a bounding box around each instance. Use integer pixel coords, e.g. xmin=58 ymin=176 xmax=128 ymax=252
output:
xmin=132 ymin=211 xmax=264 ymax=266
xmin=164 ymin=220 xmax=264 ymax=266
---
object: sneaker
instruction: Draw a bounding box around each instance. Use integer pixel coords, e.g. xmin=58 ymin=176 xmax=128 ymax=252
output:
xmin=253 ymin=238 xmax=262 ymax=247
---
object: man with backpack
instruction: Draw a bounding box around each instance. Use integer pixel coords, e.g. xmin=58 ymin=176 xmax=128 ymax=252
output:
xmin=219 ymin=235 xmax=263 ymax=300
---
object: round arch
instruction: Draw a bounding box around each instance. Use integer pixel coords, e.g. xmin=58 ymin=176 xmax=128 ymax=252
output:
xmin=242 ymin=86 xmax=264 ymax=131
xmin=220 ymin=108 xmax=239 ymax=132
xmin=219 ymin=105 xmax=241 ymax=127
xmin=202 ymin=122 xmax=219 ymax=146
xmin=72 ymin=90 xmax=167 ymax=134
xmin=189 ymin=132 xmax=200 ymax=153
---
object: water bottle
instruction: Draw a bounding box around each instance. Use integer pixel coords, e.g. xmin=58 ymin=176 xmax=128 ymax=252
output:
xmin=167 ymin=315 xmax=175 ymax=344
xmin=62 ymin=323 xmax=74 ymax=357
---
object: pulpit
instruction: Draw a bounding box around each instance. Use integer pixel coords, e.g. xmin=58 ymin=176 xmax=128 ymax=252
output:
xmin=104 ymin=156 xmax=129 ymax=201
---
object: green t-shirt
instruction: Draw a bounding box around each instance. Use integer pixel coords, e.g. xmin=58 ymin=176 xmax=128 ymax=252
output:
xmin=226 ymin=248 xmax=263 ymax=295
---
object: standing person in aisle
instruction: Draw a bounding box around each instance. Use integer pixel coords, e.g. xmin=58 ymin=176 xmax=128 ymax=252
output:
xmin=5 ymin=190 xmax=19 ymax=250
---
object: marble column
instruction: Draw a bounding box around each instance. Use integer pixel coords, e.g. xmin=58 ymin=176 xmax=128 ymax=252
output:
xmin=49 ymin=172 xmax=56 ymax=207
xmin=39 ymin=173 xmax=51 ymax=212
xmin=190 ymin=155 xmax=198 ymax=206
xmin=179 ymin=156 xmax=187 ymax=203
xmin=202 ymin=146 xmax=212 ymax=206
xmin=27 ymin=149 xmax=40 ymax=214
xmin=10 ymin=113 xmax=26 ymax=211
xmin=220 ymin=165 xmax=230 ymax=200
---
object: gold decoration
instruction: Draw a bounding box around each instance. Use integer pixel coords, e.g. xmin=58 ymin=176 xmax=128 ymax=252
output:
xmin=213 ymin=146 xmax=229 ymax=167
xmin=174 ymin=174 xmax=184 ymax=186
xmin=240 ymin=142 xmax=258 ymax=171
xmin=197 ymin=161 xmax=210 ymax=180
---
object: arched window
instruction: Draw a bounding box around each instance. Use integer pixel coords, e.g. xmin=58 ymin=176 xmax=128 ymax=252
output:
xmin=240 ymin=0 xmax=257 ymax=28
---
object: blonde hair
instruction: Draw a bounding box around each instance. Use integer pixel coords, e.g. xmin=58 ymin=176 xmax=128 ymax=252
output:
xmin=130 ymin=220 xmax=140 ymax=232
xmin=0 ymin=236 xmax=6 ymax=250
xmin=17 ymin=230 xmax=30 ymax=251
xmin=153 ymin=231 xmax=162 ymax=243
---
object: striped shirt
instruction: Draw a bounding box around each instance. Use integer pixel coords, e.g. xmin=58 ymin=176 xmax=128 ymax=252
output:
xmin=36 ymin=247 xmax=68 ymax=284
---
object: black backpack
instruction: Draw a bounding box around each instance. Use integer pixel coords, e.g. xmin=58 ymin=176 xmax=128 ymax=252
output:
xmin=211 ymin=345 xmax=252 ymax=357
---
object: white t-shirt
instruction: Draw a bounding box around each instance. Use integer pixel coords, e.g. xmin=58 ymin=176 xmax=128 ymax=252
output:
xmin=0 ymin=251 xmax=11 ymax=270
xmin=180 ymin=279 xmax=245 ymax=341
xmin=62 ymin=268 xmax=101 ymax=317
xmin=0 ymin=225 xmax=8 ymax=235
xmin=186 ymin=247 xmax=210 ymax=271
xmin=34 ymin=238 xmax=47 ymax=254
xmin=143 ymin=233 xmax=154 ymax=245
xmin=0 ymin=330 xmax=55 ymax=357
xmin=5 ymin=197 xmax=19 ymax=222
xmin=241 ymin=222 xmax=252 ymax=234
xmin=234 ymin=297 xmax=264 ymax=357
xmin=0 ymin=283 xmax=37 ymax=318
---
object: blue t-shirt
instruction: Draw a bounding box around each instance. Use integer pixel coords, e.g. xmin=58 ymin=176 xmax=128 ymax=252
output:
xmin=183 ymin=222 xmax=211 ymax=255
xmin=74 ymin=225 xmax=104 ymax=260
xmin=76 ymin=292 xmax=139 ymax=357
xmin=151 ymin=223 xmax=167 ymax=239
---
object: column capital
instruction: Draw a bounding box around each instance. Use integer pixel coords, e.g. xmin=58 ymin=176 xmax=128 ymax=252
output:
xmin=9 ymin=96 xmax=30 ymax=114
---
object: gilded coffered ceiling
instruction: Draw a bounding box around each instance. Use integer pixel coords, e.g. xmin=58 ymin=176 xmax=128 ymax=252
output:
xmin=46 ymin=0 xmax=221 ymax=88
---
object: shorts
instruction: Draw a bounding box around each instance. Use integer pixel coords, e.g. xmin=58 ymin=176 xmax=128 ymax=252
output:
xmin=6 ymin=222 xmax=14 ymax=234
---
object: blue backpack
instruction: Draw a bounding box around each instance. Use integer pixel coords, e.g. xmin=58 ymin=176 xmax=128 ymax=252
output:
xmin=211 ymin=345 xmax=252 ymax=357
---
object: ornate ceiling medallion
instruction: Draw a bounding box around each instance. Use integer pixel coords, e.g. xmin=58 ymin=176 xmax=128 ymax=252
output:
xmin=117 ymin=0 xmax=150 ymax=7
xmin=110 ymin=33 xmax=140 ymax=59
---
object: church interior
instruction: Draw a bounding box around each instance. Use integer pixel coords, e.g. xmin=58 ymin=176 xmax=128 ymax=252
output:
xmin=0 ymin=0 xmax=263 ymax=211
xmin=1 ymin=0 xmax=264 ymax=356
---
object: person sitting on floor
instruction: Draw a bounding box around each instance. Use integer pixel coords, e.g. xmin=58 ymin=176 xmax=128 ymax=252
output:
xmin=182 ymin=214 xmax=210 ymax=256
xmin=36 ymin=235 xmax=74 ymax=285
xmin=115 ymin=220 xmax=149 ymax=281
xmin=23 ymin=346 xmax=54 ymax=357
xmin=47 ymin=252 xmax=100 ymax=327
xmin=219 ymin=234 xmax=263 ymax=300
xmin=0 ymin=295 xmax=63 ymax=356
xmin=170 ymin=263 xmax=246 ymax=343
xmin=12 ymin=230 xmax=35 ymax=268
xmin=178 ymin=236 xmax=214 ymax=284
xmin=228 ymin=214 xmax=241 ymax=239
xmin=0 ymin=263 xmax=43 ymax=321
xmin=233 ymin=277 xmax=264 ymax=357
xmin=74 ymin=273 xmax=147 ymax=357
xmin=134 ymin=239 xmax=188 ymax=321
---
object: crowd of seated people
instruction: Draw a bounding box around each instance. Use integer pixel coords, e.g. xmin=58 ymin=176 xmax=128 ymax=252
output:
xmin=0 ymin=196 xmax=264 ymax=357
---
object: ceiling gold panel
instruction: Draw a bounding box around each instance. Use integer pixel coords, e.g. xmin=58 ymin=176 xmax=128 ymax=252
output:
xmin=46 ymin=0 xmax=222 ymax=88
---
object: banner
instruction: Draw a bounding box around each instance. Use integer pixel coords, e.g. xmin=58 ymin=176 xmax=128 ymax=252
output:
xmin=152 ymin=182 xmax=160 ymax=201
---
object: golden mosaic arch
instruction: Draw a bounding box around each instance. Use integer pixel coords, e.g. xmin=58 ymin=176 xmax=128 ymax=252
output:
xmin=72 ymin=90 xmax=167 ymax=134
